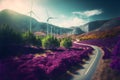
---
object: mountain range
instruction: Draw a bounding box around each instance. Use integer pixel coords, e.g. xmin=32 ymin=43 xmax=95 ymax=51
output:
xmin=0 ymin=9 xmax=73 ymax=34
xmin=79 ymin=17 xmax=120 ymax=32
xmin=0 ymin=9 xmax=120 ymax=35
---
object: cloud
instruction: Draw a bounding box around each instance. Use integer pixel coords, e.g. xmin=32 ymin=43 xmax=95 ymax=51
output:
xmin=84 ymin=9 xmax=103 ymax=17
xmin=73 ymin=9 xmax=103 ymax=17
xmin=0 ymin=0 xmax=93 ymax=28
xmin=51 ymin=16 xmax=88 ymax=27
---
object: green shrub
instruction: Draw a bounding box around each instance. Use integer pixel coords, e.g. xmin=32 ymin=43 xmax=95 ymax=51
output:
xmin=0 ymin=25 xmax=23 ymax=46
xmin=0 ymin=25 xmax=23 ymax=58
xmin=22 ymin=32 xmax=42 ymax=47
xmin=42 ymin=36 xmax=60 ymax=49
xmin=60 ymin=38 xmax=72 ymax=49
xmin=22 ymin=31 xmax=36 ymax=45
xmin=35 ymin=36 xmax=42 ymax=47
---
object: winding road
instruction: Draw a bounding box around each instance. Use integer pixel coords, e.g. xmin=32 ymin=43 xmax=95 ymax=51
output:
xmin=72 ymin=42 xmax=102 ymax=80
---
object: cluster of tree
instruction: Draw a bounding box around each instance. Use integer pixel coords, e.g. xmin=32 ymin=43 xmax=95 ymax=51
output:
xmin=0 ymin=25 xmax=23 ymax=58
xmin=0 ymin=25 xmax=72 ymax=58
xmin=42 ymin=36 xmax=72 ymax=49
xmin=22 ymin=33 xmax=73 ymax=50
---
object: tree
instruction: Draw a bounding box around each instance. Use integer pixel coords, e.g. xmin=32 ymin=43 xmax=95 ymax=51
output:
xmin=35 ymin=36 xmax=42 ymax=47
xmin=0 ymin=25 xmax=23 ymax=46
xmin=60 ymin=38 xmax=72 ymax=49
xmin=22 ymin=31 xmax=36 ymax=45
xmin=42 ymin=36 xmax=60 ymax=49
xmin=0 ymin=24 xmax=23 ymax=58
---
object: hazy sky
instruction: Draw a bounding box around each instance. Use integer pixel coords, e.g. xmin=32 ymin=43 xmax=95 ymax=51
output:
xmin=0 ymin=0 xmax=120 ymax=27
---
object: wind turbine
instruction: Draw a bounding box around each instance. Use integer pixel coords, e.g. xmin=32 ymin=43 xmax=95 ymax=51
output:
xmin=47 ymin=17 xmax=55 ymax=35
xmin=72 ymin=13 xmax=76 ymax=35
xmin=28 ymin=0 xmax=41 ymax=32
xmin=28 ymin=0 xmax=34 ymax=32
xmin=46 ymin=8 xmax=49 ymax=35
xmin=49 ymin=17 xmax=57 ymax=35
xmin=46 ymin=8 xmax=57 ymax=36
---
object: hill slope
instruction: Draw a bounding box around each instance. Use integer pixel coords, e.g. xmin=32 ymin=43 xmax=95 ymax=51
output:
xmin=99 ymin=17 xmax=120 ymax=31
xmin=0 ymin=9 xmax=72 ymax=34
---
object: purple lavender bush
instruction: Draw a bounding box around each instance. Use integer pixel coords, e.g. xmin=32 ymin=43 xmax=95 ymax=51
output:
xmin=102 ymin=47 xmax=111 ymax=59
xmin=110 ymin=57 xmax=120 ymax=72
xmin=0 ymin=43 xmax=94 ymax=80
xmin=80 ymin=36 xmax=120 ymax=59
xmin=112 ymin=40 xmax=120 ymax=57
xmin=110 ymin=39 xmax=120 ymax=71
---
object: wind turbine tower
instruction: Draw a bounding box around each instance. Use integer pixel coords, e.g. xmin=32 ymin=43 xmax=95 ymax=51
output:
xmin=46 ymin=8 xmax=57 ymax=36
xmin=29 ymin=0 xmax=33 ymax=32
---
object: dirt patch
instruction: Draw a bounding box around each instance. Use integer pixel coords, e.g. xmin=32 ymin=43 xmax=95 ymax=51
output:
xmin=92 ymin=59 xmax=120 ymax=80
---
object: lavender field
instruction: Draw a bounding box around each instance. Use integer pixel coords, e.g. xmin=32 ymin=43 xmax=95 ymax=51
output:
xmin=0 ymin=44 xmax=94 ymax=80
xmin=79 ymin=35 xmax=120 ymax=78
xmin=0 ymin=0 xmax=120 ymax=80
xmin=80 ymin=36 xmax=120 ymax=49
xmin=110 ymin=39 xmax=120 ymax=71
xmin=80 ymin=36 xmax=120 ymax=59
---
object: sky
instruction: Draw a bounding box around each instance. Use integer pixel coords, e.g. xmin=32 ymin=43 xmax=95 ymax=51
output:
xmin=0 ymin=0 xmax=120 ymax=27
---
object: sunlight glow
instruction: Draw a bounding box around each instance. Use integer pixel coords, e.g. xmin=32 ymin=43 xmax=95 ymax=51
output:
xmin=0 ymin=0 xmax=30 ymax=14
xmin=0 ymin=0 xmax=90 ymax=28
xmin=0 ymin=0 xmax=48 ymax=22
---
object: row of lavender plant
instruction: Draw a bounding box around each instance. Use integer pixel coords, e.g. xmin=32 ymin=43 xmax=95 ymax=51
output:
xmin=79 ymin=36 xmax=120 ymax=59
xmin=0 ymin=44 xmax=94 ymax=80
xmin=78 ymin=35 xmax=120 ymax=71
xmin=110 ymin=39 xmax=120 ymax=72
xmin=80 ymin=36 xmax=119 ymax=49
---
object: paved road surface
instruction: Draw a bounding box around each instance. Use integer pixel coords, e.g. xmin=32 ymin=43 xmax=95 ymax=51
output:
xmin=72 ymin=42 xmax=102 ymax=80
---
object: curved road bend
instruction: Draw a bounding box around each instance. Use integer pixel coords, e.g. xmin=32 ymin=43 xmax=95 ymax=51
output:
xmin=72 ymin=42 xmax=102 ymax=80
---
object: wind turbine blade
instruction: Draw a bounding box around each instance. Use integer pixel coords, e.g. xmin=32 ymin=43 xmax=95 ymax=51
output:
xmin=46 ymin=8 xmax=49 ymax=18
xmin=31 ymin=0 xmax=34 ymax=11
xmin=32 ymin=12 xmax=41 ymax=20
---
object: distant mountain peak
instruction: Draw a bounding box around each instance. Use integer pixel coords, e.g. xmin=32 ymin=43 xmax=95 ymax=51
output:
xmin=1 ymin=9 xmax=13 ymax=12
xmin=1 ymin=9 xmax=17 ymax=14
xmin=0 ymin=9 xmax=26 ymax=18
